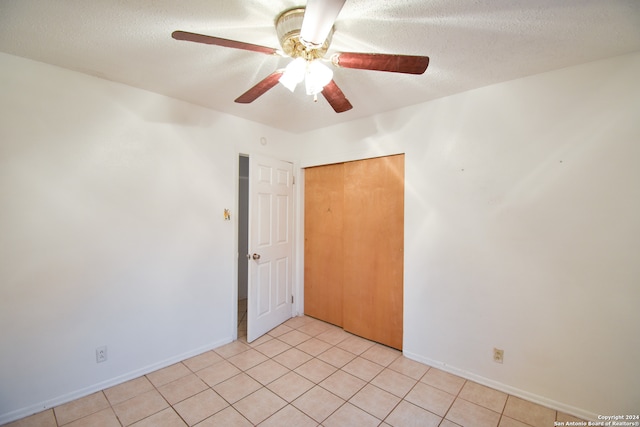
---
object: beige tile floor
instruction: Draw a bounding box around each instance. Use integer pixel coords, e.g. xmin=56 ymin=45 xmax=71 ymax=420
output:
xmin=5 ymin=300 xmax=586 ymax=427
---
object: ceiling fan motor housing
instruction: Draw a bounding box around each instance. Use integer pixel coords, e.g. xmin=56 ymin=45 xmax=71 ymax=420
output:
xmin=275 ymin=8 xmax=333 ymax=60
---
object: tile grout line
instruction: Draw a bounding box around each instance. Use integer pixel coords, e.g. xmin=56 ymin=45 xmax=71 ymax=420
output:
xmin=439 ymin=375 xmax=467 ymax=426
xmin=278 ymin=318 xmax=506 ymax=427
xmin=267 ymin=321 xmax=408 ymax=425
xmin=305 ymin=323 xmax=435 ymax=425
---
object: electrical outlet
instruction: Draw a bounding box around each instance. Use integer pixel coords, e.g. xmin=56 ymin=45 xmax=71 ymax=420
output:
xmin=96 ymin=346 xmax=107 ymax=363
xmin=493 ymin=348 xmax=504 ymax=364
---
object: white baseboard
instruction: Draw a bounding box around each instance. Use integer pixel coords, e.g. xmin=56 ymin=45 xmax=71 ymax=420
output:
xmin=402 ymin=350 xmax=599 ymax=422
xmin=0 ymin=337 xmax=233 ymax=425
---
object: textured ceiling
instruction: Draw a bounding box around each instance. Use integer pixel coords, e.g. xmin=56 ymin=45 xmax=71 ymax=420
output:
xmin=1 ymin=0 xmax=639 ymax=133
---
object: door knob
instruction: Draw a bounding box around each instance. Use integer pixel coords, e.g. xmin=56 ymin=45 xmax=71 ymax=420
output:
xmin=252 ymin=253 xmax=261 ymax=260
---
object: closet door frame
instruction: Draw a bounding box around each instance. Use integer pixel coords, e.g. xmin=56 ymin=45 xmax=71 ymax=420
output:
xmin=303 ymin=154 xmax=404 ymax=350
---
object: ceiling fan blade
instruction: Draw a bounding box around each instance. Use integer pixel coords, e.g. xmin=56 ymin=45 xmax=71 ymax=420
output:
xmin=172 ymin=31 xmax=278 ymax=55
xmin=300 ymin=0 xmax=346 ymax=47
xmin=321 ymin=80 xmax=353 ymax=113
xmin=332 ymin=52 xmax=429 ymax=75
xmin=235 ymin=70 xmax=284 ymax=104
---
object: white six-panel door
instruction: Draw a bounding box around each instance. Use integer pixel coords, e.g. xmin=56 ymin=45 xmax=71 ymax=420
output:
xmin=247 ymin=155 xmax=294 ymax=342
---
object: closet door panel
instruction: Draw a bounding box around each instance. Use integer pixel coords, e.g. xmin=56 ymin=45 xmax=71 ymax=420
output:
xmin=342 ymin=155 xmax=404 ymax=349
xmin=303 ymin=163 xmax=344 ymax=326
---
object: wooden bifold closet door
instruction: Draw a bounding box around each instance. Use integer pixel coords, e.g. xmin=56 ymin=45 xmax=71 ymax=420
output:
xmin=304 ymin=154 xmax=404 ymax=350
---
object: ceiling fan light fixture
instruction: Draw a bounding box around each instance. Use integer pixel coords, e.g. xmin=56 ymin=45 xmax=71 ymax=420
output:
xmin=305 ymin=60 xmax=333 ymax=96
xmin=279 ymin=57 xmax=306 ymax=92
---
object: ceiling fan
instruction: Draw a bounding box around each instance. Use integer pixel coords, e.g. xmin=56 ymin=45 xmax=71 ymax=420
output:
xmin=172 ymin=0 xmax=429 ymax=113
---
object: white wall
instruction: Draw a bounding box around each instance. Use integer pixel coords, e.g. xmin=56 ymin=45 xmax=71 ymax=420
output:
xmin=294 ymin=52 xmax=640 ymax=418
xmin=0 ymin=53 xmax=294 ymax=423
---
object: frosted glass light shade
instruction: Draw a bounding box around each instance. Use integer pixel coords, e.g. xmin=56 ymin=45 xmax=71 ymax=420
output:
xmin=305 ymin=60 xmax=333 ymax=95
xmin=279 ymin=57 xmax=306 ymax=92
